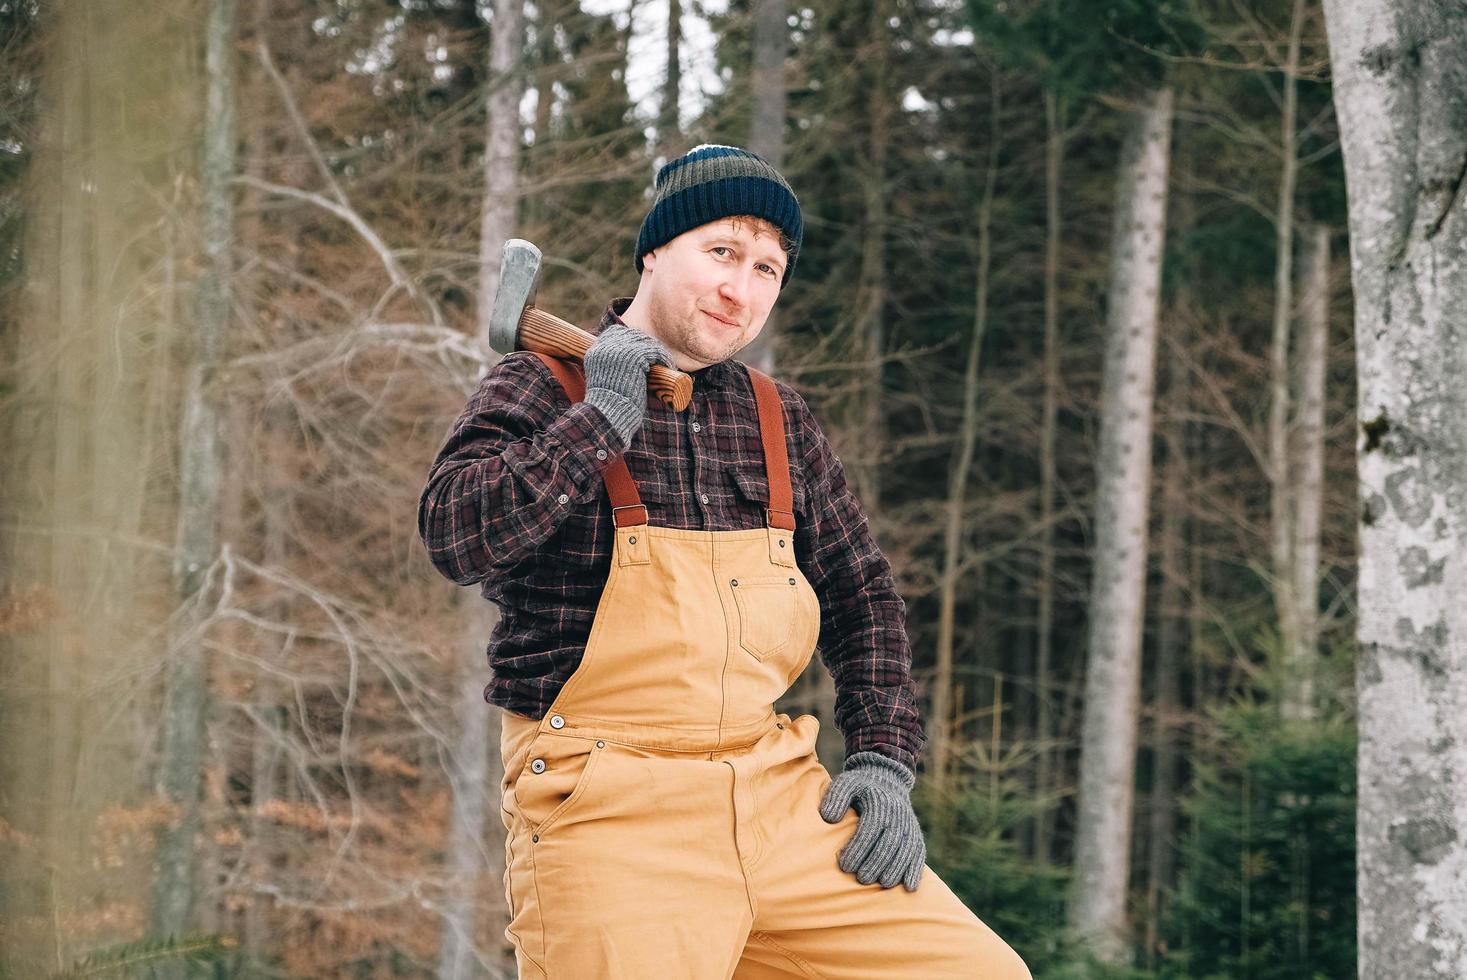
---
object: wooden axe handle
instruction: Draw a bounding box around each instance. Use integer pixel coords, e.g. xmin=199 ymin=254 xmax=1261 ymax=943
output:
xmin=518 ymin=307 xmax=693 ymax=412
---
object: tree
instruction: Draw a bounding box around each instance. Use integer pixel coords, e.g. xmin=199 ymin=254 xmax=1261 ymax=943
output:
xmin=152 ymin=0 xmax=237 ymax=946
xmin=1321 ymin=1 xmax=1467 ymax=976
xmin=1066 ymin=84 xmax=1174 ymax=962
xmin=436 ymin=1 xmax=525 ymax=975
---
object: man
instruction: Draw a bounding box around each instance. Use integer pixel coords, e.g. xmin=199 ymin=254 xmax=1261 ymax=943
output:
xmin=417 ymin=144 xmax=1029 ymax=979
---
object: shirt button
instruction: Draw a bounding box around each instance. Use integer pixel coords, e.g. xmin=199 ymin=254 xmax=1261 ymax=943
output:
xmin=549 ymin=714 xmax=565 ymax=729
xmin=595 ymin=449 xmax=607 ymax=460
xmin=557 ymin=493 xmax=569 ymax=504
xmin=691 ymin=422 xmax=701 ymax=432
xmin=700 ymin=493 xmax=710 ymax=504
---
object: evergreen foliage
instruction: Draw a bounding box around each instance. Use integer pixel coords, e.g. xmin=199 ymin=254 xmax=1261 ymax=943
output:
xmin=1159 ymin=692 xmax=1356 ymax=978
xmin=917 ymin=752 xmax=1072 ymax=976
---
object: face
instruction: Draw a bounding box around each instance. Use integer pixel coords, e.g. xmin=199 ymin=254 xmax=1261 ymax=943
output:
xmin=636 ymin=216 xmax=787 ymax=371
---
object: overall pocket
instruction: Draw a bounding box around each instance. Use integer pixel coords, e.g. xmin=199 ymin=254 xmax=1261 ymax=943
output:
xmin=509 ymin=733 xmax=607 ymax=837
xmin=730 ymin=574 xmax=800 ymax=662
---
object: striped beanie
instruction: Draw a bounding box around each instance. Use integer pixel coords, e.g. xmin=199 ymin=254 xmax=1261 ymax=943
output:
xmin=635 ymin=144 xmax=803 ymax=288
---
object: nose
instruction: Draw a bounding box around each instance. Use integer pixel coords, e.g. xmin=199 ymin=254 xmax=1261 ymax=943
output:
xmin=718 ymin=266 xmax=751 ymax=312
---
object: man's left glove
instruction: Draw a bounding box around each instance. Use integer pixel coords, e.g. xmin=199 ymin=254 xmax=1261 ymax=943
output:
xmin=818 ymin=751 xmax=925 ymax=891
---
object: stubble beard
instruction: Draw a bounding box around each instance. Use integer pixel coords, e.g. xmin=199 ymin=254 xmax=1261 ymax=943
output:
xmin=652 ymin=294 xmax=745 ymax=368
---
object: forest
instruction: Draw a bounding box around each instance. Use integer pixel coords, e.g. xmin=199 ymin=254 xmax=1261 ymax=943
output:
xmin=1 ymin=0 xmax=1463 ymax=976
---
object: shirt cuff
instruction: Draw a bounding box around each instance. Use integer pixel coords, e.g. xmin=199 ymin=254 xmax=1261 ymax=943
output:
xmin=547 ymin=401 xmax=628 ymax=501
xmin=844 ymin=728 xmax=924 ymax=774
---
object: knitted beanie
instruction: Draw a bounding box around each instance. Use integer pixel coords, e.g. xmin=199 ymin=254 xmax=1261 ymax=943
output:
xmin=634 ymin=144 xmax=804 ymax=288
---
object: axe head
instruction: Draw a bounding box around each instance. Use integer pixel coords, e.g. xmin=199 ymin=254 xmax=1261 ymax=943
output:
xmin=488 ymin=239 xmax=543 ymax=355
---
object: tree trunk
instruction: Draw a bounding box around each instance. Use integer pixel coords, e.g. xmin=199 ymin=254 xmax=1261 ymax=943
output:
xmin=1145 ymin=319 xmax=1189 ymax=965
xmin=855 ymin=0 xmax=889 ymax=509
xmin=438 ymin=598 xmax=502 ymax=979
xmin=1290 ymin=221 xmax=1329 ymax=714
xmin=2 ymin=6 xmax=195 ymax=965
xmin=933 ymin=70 xmax=1000 ymax=801
xmin=1321 ymin=3 xmax=1467 ymax=976
xmin=527 ymin=0 xmax=560 ymax=231
xmin=658 ymin=0 xmax=682 ymax=161
xmin=1034 ymin=88 xmax=1065 ymax=864
xmin=436 ymin=3 xmax=524 ymax=976
xmin=1067 ymin=85 xmax=1174 ymax=963
xmin=152 ymin=0 xmax=236 ymax=944
xmin=739 ymin=0 xmax=787 ymax=377
xmin=1270 ymin=0 xmax=1308 ymax=718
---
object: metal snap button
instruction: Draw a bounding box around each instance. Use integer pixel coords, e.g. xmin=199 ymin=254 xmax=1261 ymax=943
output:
xmin=779 ymin=539 xmax=786 ymax=548
xmin=692 ymin=422 xmax=701 ymax=432
xmin=532 ymin=834 xmax=539 ymax=843
xmin=788 ymin=578 xmax=796 ymax=585
xmin=557 ymin=493 xmax=569 ymax=504
xmin=596 ymin=449 xmax=607 ymax=460
xmin=776 ymin=723 xmax=784 ymax=729
xmin=531 ymin=758 xmax=546 ymax=773
xmin=629 ymin=535 xmax=637 ymax=544
xmin=731 ymin=579 xmax=739 ymax=587
xmin=700 ymin=493 xmax=710 ymax=504
xmin=549 ymin=714 xmax=565 ymax=729
xmin=596 ymin=740 xmax=605 ymax=748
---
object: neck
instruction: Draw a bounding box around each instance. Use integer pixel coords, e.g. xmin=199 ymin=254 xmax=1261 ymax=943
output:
xmin=617 ymin=293 xmax=712 ymax=373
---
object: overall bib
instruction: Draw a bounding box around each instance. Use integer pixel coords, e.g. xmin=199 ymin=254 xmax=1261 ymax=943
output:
xmin=498 ymin=355 xmax=1030 ymax=979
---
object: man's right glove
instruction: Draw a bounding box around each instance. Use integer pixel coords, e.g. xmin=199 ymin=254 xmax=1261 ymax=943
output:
xmin=583 ymin=322 xmax=676 ymax=447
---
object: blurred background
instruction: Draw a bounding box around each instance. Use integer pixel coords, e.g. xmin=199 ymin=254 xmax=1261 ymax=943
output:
xmin=0 ymin=0 xmax=1368 ymax=976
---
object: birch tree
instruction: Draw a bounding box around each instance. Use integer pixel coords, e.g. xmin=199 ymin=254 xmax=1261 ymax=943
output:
xmin=152 ymin=0 xmax=237 ymax=942
xmin=1267 ymin=0 xmax=1309 ymax=718
xmin=740 ymin=0 xmax=787 ymax=378
xmin=1067 ymin=85 xmax=1174 ymax=962
xmin=1321 ymin=2 xmax=1467 ymax=975
xmin=1291 ymin=221 xmax=1329 ymax=711
xmin=436 ymin=2 xmax=526 ymax=976
xmin=659 ymin=0 xmax=682 ymax=160
xmin=0 ymin=1 xmax=197 ymax=966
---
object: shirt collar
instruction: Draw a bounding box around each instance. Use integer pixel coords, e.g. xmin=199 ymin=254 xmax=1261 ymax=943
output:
xmin=598 ymin=297 xmax=737 ymax=391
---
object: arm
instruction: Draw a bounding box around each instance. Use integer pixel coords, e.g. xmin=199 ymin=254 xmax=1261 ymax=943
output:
xmin=786 ymin=386 xmax=928 ymax=773
xmin=416 ymin=353 xmax=625 ymax=587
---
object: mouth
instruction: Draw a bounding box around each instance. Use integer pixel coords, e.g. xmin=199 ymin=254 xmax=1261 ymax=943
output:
xmin=703 ymin=310 xmax=742 ymax=328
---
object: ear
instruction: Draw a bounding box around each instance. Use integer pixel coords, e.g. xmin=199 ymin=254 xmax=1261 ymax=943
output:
xmin=642 ymin=247 xmax=659 ymax=272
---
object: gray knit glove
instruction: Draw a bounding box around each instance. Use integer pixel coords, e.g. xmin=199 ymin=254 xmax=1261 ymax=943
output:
xmin=583 ymin=323 xmax=676 ymax=447
xmin=818 ymin=751 xmax=925 ymax=891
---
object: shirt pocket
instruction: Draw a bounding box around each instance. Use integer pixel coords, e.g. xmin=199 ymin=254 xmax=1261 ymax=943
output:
xmin=611 ymin=456 xmax=669 ymax=522
xmin=725 ymin=466 xmax=806 ymax=528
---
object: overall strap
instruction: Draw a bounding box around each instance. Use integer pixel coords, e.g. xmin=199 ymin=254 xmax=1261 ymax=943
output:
xmin=744 ymin=366 xmax=797 ymax=532
xmin=533 ymin=353 xmax=649 ymax=528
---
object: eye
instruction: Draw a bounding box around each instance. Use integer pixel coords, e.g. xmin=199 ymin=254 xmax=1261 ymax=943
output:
xmin=758 ymin=263 xmax=778 ymax=276
xmin=711 ymin=246 xmax=732 ymax=258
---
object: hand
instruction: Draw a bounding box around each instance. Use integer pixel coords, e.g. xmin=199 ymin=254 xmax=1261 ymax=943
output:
xmin=582 ymin=323 xmax=676 ymax=447
xmin=818 ymin=751 xmax=926 ymax=891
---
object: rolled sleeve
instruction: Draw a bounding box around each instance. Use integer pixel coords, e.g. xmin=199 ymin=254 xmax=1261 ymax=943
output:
xmin=785 ymin=385 xmax=927 ymax=772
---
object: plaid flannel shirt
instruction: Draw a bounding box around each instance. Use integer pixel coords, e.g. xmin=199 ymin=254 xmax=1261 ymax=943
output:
xmin=417 ymin=298 xmax=927 ymax=770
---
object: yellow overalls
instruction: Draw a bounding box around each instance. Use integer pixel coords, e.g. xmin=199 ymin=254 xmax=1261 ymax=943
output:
xmin=498 ymin=354 xmax=1030 ymax=979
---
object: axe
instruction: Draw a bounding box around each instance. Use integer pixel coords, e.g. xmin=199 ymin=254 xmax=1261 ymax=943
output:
xmin=489 ymin=239 xmax=693 ymax=411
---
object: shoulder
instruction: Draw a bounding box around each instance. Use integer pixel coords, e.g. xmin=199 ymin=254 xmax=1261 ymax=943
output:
xmin=480 ymin=350 xmax=567 ymax=398
xmin=729 ymin=361 xmax=813 ymax=417
xmin=463 ymin=350 xmax=572 ymax=422
xmin=731 ymin=362 xmax=829 ymax=458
